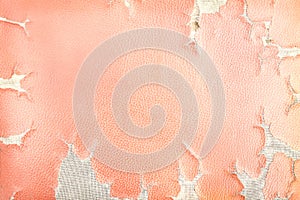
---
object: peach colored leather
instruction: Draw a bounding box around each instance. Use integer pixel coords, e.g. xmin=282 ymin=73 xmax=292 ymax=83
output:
xmin=0 ymin=0 xmax=299 ymax=199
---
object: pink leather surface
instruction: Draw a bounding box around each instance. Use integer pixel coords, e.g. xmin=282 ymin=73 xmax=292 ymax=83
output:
xmin=0 ymin=0 xmax=299 ymax=199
